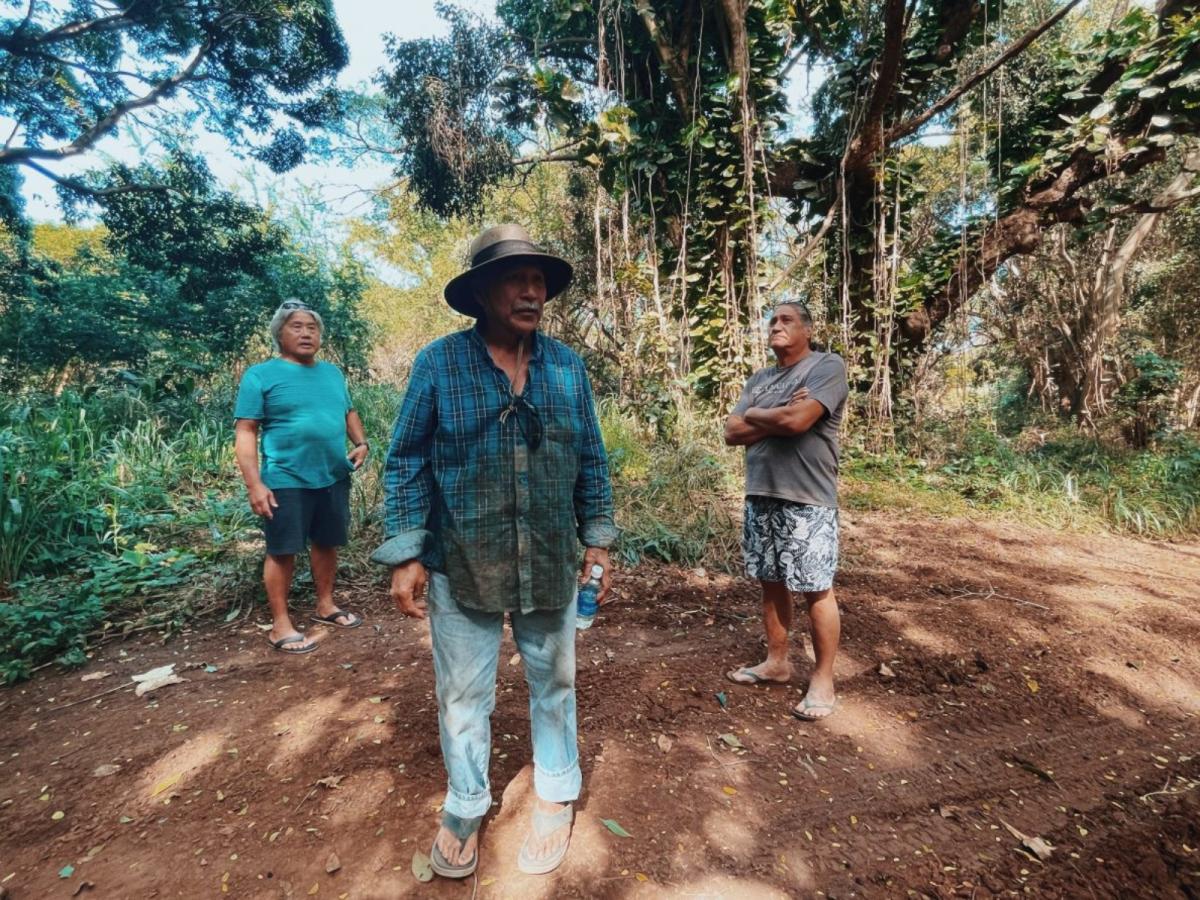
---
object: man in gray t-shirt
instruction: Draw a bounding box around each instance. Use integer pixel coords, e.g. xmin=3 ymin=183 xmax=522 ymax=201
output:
xmin=723 ymin=302 xmax=849 ymax=722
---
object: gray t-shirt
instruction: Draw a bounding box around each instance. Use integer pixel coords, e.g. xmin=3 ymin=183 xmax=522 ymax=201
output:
xmin=731 ymin=351 xmax=849 ymax=508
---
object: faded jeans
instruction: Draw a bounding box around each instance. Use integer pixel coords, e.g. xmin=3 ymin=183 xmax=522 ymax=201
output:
xmin=428 ymin=572 xmax=581 ymax=819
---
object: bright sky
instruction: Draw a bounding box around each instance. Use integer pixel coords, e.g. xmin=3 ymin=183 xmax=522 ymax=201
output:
xmin=19 ymin=0 xmax=491 ymax=223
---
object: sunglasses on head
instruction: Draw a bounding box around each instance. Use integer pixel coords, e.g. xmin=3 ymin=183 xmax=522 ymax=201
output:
xmin=280 ymin=300 xmax=312 ymax=311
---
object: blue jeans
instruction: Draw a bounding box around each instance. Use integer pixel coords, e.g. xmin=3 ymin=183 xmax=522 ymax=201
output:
xmin=428 ymin=572 xmax=581 ymax=819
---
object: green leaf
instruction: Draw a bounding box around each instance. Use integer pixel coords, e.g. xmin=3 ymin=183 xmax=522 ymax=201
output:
xmin=601 ymin=818 xmax=632 ymax=838
xmin=411 ymin=850 xmax=434 ymax=883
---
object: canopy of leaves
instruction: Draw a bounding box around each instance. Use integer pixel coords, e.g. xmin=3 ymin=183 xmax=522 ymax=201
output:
xmin=375 ymin=0 xmax=1200 ymax=403
xmin=0 ymin=0 xmax=350 ymax=182
xmin=0 ymin=152 xmax=369 ymax=384
xmin=376 ymin=4 xmax=524 ymax=217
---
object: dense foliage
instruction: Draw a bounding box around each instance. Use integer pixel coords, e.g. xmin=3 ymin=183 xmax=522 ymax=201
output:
xmin=0 ymin=0 xmax=349 ymax=186
xmin=375 ymin=0 xmax=1200 ymax=415
xmin=0 ymin=154 xmax=370 ymax=386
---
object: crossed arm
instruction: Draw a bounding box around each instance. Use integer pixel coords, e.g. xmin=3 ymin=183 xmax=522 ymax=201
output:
xmin=724 ymin=388 xmax=825 ymax=446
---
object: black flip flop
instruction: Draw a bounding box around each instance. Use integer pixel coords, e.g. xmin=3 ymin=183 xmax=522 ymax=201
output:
xmin=311 ymin=610 xmax=363 ymax=629
xmin=268 ymin=633 xmax=318 ymax=654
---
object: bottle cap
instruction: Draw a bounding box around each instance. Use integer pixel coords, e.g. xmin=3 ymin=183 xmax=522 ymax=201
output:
xmin=589 ymin=563 xmax=604 ymax=578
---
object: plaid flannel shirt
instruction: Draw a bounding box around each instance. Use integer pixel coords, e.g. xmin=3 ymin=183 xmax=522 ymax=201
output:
xmin=371 ymin=324 xmax=618 ymax=613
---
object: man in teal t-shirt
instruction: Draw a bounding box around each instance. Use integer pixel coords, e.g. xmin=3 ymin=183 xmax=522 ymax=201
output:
xmin=234 ymin=300 xmax=369 ymax=654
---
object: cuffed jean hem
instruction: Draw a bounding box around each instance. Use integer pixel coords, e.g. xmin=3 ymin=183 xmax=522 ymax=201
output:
xmin=443 ymin=786 xmax=493 ymax=820
xmin=533 ymin=761 xmax=582 ymax=804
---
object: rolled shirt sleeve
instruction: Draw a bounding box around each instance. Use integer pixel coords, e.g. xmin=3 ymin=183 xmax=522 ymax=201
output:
xmin=371 ymin=350 xmax=437 ymax=567
xmin=572 ymin=359 xmax=619 ymax=549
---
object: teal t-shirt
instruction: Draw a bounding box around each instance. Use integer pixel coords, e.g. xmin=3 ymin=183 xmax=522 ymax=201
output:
xmin=234 ymin=358 xmax=354 ymax=490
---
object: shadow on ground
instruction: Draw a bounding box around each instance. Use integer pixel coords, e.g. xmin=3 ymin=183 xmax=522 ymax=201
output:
xmin=1 ymin=510 xmax=1198 ymax=898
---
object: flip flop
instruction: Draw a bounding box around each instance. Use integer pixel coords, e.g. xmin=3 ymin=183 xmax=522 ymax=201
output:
xmin=792 ymin=696 xmax=837 ymax=721
xmin=429 ymin=813 xmax=480 ymax=879
xmin=311 ymin=609 xmax=363 ymax=629
xmin=726 ymin=666 xmax=789 ymax=686
xmin=267 ymin=633 xmax=318 ymax=655
xmin=517 ymin=802 xmax=573 ymax=875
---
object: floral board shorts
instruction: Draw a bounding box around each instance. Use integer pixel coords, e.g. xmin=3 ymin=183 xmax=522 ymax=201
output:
xmin=742 ymin=496 xmax=839 ymax=592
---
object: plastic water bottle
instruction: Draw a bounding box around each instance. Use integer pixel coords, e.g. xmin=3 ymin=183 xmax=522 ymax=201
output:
xmin=575 ymin=564 xmax=604 ymax=631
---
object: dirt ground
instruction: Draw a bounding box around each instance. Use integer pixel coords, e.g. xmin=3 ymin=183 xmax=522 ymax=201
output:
xmin=2 ymin=510 xmax=1199 ymax=899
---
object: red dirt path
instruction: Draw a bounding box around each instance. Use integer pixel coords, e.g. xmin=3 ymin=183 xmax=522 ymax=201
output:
xmin=2 ymin=510 xmax=1198 ymax=899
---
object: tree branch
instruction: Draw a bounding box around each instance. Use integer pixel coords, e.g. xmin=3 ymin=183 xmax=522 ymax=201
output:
xmin=633 ymin=0 xmax=693 ymax=115
xmin=844 ymin=0 xmax=908 ymax=171
xmin=887 ymin=0 xmax=1086 ymax=143
xmin=767 ymin=199 xmax=839 ymax=292
xmin=19 ymin=157 xmax=181 ymax=199
xmin=1 ymin=1 xmax=145 ymax=50
xmin=0 ymin=39 xmax=212 ymax=165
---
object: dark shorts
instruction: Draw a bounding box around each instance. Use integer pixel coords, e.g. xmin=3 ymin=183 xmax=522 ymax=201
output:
xmin=742 ymin=496 xmax=839 ymax=592
xmin=262 ymin=478 xmax=351 ymax=556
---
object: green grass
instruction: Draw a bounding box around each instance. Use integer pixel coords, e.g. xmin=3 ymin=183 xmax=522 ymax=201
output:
xmin=843 ymin=426 xmax=1200 ymax=536
xmin=4 ymin=380 xmax=1196 ymax=684
xmin=0 ymin=380 xmax=401 ymax=683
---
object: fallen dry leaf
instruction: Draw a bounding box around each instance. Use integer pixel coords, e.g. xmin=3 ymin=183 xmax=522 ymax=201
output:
xmin=316 ymin=775 xmax=343 ymax=790
xmin=999 ymin=818 xmax=1054 ymax=861
xmin=719 ymin=733 xmax=744 ymax=750
xmin=92 ymin=764 xmax=121 ymax=778
xmin=722 ymin=786 xmax=737 ymax=796
xmin=151 ymin=774 xmax=181 ymax=797
xmin=325 ymin=851 xmax=341 ymax=874
xmin=80 ymin=672 xmax=111 ymax=682
xmin=134 ymin=672 xmax=184 ymax=697
xmin=878 ymin=662 xmax=896 ymax=678
xmin=656 ymin=734 xmax=673 ymax=753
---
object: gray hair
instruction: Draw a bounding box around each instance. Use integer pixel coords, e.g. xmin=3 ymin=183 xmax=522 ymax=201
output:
xmin=269 ymin=299 xmax=325 ymax=351
xmin=774 ymin=300 xmax=814 ymax=327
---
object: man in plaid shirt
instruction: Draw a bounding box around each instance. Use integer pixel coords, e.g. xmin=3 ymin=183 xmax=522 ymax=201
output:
xmin=373 ymin=224 xmax=617 ymax=878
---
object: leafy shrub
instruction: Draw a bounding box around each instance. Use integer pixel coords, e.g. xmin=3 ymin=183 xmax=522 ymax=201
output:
xmin=602 ymin=403 xmax=742 ymax=569
xmin=0 ymin=591 xmax=105 ymax=684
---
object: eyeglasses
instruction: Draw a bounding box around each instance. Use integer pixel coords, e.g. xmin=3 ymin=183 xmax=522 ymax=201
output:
xmin=280 ymin=300 xmax=312 ymax=311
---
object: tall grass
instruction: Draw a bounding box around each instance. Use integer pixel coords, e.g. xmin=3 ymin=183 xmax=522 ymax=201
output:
xmin=601 ymin=401 xmax=744 ymax=570
xmin=844 ymin=425 xmax=1200 ymax=536
xmin=4 ymin=376 xmax=1196 ymax=684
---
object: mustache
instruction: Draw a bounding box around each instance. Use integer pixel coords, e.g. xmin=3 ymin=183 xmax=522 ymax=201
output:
xmin=514 ymin=305 xmax=542 ymax=314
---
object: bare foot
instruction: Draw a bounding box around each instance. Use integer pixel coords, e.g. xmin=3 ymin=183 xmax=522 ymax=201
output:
xmin=726 ymin=660 xmax=792 ymax=685
xmin=433 ymin=826 xmax=477 ymax=868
